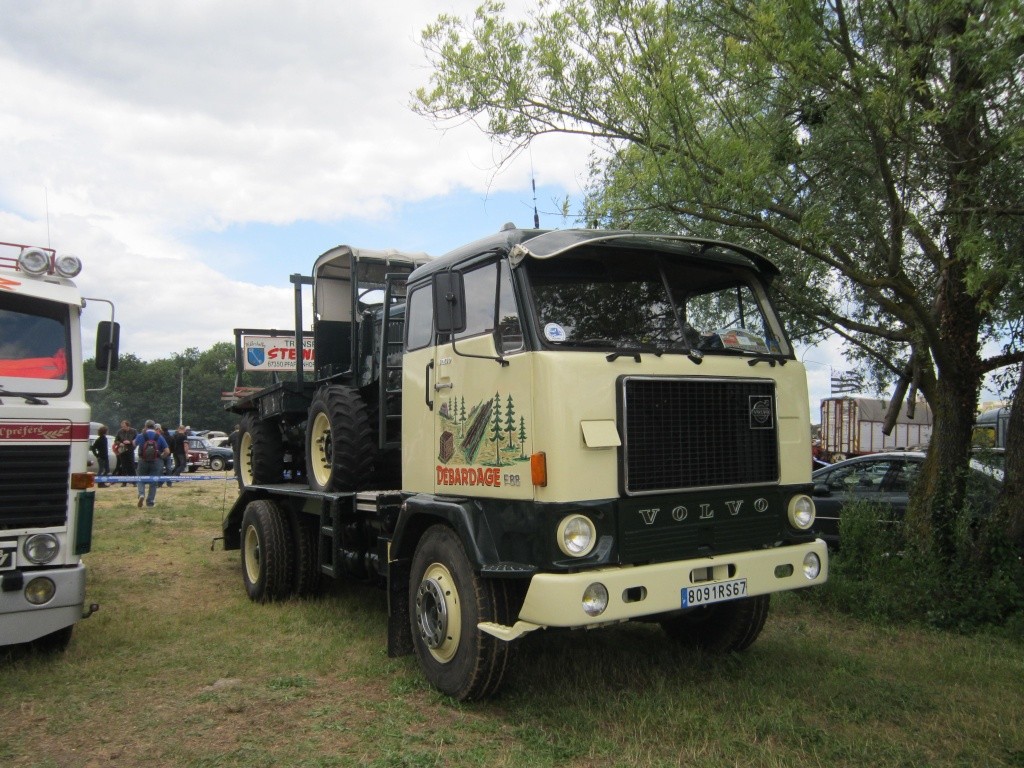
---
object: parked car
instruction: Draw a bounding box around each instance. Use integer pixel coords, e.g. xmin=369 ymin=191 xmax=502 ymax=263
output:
xmin=188 ymin=436 xmax=233 ymax=471
xmin=811 ymin=451 xmax=1003 ymax=548
xmin=185 ymin=436 xmax=210 ymax=472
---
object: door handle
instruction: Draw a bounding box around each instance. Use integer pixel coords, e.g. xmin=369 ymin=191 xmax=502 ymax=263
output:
xmin=425 ymin=360 xmax=434 ymax=411
xmin=434 ymin=381 xmax=453 ymax=392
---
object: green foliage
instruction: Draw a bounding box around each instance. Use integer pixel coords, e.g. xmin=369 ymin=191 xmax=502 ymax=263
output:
xmin=415 ymin=0 xmax=1024 ymax=565
xmin=84 ymin=342 xmax=249 ymax=432
xmin=816 ymin=501 xmax=1024 ymax=635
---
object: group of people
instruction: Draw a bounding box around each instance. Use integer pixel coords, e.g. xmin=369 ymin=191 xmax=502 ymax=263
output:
xmin=90 ymin=420 xmax=197 ymax=507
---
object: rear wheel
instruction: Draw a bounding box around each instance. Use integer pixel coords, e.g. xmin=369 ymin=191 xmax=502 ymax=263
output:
xmin=239 ymin=412 xmax=285 ymax=488
xmin=306 ymin=386 xmax=376 ymax=492
xmin=409 ymin=525 xmax=512 ymax=700
xmin=290 ymin=512 xmax=321 ymax=597
xmin=241 ymin=499 xmax=294 ymax=602
xmin=210 ymin=456 xmax=226 ymax=472
xmin=659 ymin=594 xmax=770 ymax=653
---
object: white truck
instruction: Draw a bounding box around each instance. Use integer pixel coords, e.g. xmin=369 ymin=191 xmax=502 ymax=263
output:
xmin=820 ymin=396 xmax=934 ymax=462
xmin=223 ymin=228 xmax=828 ymax=699
xmin=0 ymin=242 xmax=118 ymax=651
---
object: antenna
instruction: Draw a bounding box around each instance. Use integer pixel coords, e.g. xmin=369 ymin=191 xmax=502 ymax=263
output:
xmin=530 ymin=152 xmax=540 ymax=229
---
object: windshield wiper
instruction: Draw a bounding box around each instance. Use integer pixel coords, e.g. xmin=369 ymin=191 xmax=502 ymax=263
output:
xmin=0 ymin=385 xmax=48 ymax=404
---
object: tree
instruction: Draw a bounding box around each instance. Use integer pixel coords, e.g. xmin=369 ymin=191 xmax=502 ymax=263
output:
xmin=415 ymin=0 xmax=1024 ymax=557
xmin=85 ymin=342 xmax=245 ymax=433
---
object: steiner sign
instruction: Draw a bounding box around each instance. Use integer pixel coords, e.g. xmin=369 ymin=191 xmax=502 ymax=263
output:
xmin=242 ymin=335 xmax=315 ymax=372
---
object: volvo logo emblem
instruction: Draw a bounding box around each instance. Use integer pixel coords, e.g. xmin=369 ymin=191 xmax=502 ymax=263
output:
xmin=749 ymin=395 xmax=773 ymax=429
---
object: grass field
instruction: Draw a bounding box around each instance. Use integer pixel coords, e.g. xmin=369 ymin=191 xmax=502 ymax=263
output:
xmin=2 ymin=480 xmax=1023 ymax=767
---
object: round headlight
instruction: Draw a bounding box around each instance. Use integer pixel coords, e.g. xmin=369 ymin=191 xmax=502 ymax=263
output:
xmin=25 ymin=577 xmax=57 ymax=605
xmin=582 ymin=582 xmax=608 ymax=617
xmin=788 ymin=495 xmax=815 ymax=530
xmin=24 ymin=533 xmax=60 ymax=564
xmin=54 ymin=254 xmax=82 ymax=278
xmin=18 ymin=247 xmax=51 ymax=275
xmin=803 ymin=552 xmax=822 ymax=580
xmin=557 ymin=514 xmax=596 ymax=558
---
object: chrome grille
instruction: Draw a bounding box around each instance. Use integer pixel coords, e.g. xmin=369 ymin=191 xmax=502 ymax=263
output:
xmin=0 ymin=444 xmax=70 ymax=528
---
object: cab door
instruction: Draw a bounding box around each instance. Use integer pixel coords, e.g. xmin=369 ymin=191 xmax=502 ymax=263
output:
xmin=403 ymin=259 xmax=533 ymax=499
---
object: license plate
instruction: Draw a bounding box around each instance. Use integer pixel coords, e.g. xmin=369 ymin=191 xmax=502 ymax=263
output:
xmin=681 ymin=578 xmax=747 ymax=608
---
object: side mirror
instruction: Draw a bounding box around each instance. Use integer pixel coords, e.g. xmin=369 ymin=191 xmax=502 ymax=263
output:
xmin=95 ymin=321 xmax=120 ymax=371
xmin=433 ymin=272 xmax=466 ymax=334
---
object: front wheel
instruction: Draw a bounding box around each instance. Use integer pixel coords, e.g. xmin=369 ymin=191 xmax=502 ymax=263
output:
xmin=409 ymin=525 xmax=512 ymax=701
xmin=241 ymin=499 xmax=294 ymax=602
xmin=210 ymin=456 xmax=226 ymax=472
xmin=31 ymin=625 xmax=74 ymax=653
xmin=659 ymin=594 xmax=770 ymax=653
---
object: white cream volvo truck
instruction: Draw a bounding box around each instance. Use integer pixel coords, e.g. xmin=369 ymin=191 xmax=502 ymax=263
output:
xmin=0 ymin=242 xmax=118 ymax=651
xmin=223 ymin=228 xmax=828 ymax=699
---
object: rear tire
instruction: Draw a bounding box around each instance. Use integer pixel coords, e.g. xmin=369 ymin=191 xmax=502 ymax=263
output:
xmin=306 ymin=386 xmax=376 ymax=492
xmin=239 ymin=412 xmax=285 ymax=488
xmin=241 ymin=499 xmax=294 ymax=602
xmin=659 ymin=594 xmax=770 ymax=653
xmin=409 ymin=525 xmax=512 ymax=700
xmin=291 ymin=512 xmax=322 ymax=597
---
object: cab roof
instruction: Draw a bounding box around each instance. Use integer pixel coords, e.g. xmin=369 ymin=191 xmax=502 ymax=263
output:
xmin=407 ymin=227 xmax=780 ymax=284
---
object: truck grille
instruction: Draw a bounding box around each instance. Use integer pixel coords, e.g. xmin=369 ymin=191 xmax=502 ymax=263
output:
xmin=0 ymin=445 xmax=70 ymax=528
xmin=621 ymin=377 xmax=779 ymax=495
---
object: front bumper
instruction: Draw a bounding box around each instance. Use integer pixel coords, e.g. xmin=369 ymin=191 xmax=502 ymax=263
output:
xmin=0 ymin=563 xmax=87 ymax=646
xmin=480 ymin=539 xmax=828 ymax=641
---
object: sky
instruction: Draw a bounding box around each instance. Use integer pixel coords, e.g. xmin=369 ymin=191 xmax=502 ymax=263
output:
xmin=0 ymin=2 xmax=1003 ymax=420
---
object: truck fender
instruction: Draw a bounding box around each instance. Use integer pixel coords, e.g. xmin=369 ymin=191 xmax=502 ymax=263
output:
xmin=389 ymin=494 xmax=502 ymax=569
xmin=385 ymin=494 xmax=502 ymax=659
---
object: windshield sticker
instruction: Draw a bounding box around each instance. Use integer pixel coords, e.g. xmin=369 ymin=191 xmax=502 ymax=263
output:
xmin=544 ymin=323 xmax=566 ymax=342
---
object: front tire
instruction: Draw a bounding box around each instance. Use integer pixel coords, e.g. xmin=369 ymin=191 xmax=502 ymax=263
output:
xmin=305 ymin=386 xmax=375 ymax=492
xmin=241 ymin=500 xmax=294 ymax=602
xmin=239 ymin=412 xmax=285 ymax=488
xmin=659 ymin=594 xmax=770 ymax=653
xmin=31 ymin=625 xmax=74 ymax=653
xmin=409 ymin=525 xmax=512 ymax=701
xmin=210 ymin=456 xmax=226 ymax=472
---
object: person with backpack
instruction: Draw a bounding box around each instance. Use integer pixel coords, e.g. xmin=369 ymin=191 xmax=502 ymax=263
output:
xmin=134 ymin=419 xmax=170 ymax=508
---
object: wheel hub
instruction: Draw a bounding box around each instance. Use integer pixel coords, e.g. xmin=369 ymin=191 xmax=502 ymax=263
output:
xmin=415 ymin=577 xmax=448 ymax=649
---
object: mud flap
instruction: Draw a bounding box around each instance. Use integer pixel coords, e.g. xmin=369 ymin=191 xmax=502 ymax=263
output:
xmin=386 ymin=558 xmax=413 ymax=656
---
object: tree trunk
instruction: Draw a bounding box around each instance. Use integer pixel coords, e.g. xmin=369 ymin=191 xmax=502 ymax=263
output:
xmin=994 ymin=375 xmax=1024 ymax=549
xmin=906 ymin=260 xmax=982 ymax=562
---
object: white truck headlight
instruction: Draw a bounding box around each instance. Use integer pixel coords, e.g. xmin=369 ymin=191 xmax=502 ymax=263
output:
xmin=54 ymin=254 xmax=82 ymax=278
xmin=18 ymin=247 xmax=51 ymax=275
xmin=557 ymin=514 xmax=597 ymax=557
xmin=25 ymin=577 xmax=57 ymax=605
xmin=24 ymin=533 xmax=60 ymax=564
xmin=788 ymin=495 xmax=815 ymax=530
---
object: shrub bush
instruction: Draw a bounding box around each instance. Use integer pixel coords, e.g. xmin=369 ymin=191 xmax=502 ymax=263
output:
xmin=815 ymin=500 xmax=1024 ymax=636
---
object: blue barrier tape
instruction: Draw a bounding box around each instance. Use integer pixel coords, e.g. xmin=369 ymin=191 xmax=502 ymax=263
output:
xmin=96 ymin=475 xmax=231 ymax=482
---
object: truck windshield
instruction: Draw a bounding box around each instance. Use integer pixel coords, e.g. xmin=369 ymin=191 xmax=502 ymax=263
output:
xmin=0 ymin=292 xmax=72 ymax=395
xmin=522 ymin=247 xmax=789 ymax=356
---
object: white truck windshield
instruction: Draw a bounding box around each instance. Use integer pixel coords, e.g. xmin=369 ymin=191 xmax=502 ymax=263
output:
xmin=0 ymin=293 xmax=71 ymax=394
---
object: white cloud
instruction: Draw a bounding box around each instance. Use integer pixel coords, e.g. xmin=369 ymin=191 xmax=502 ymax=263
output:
xmin=0 ymin=1 xmax=593 ymax=361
